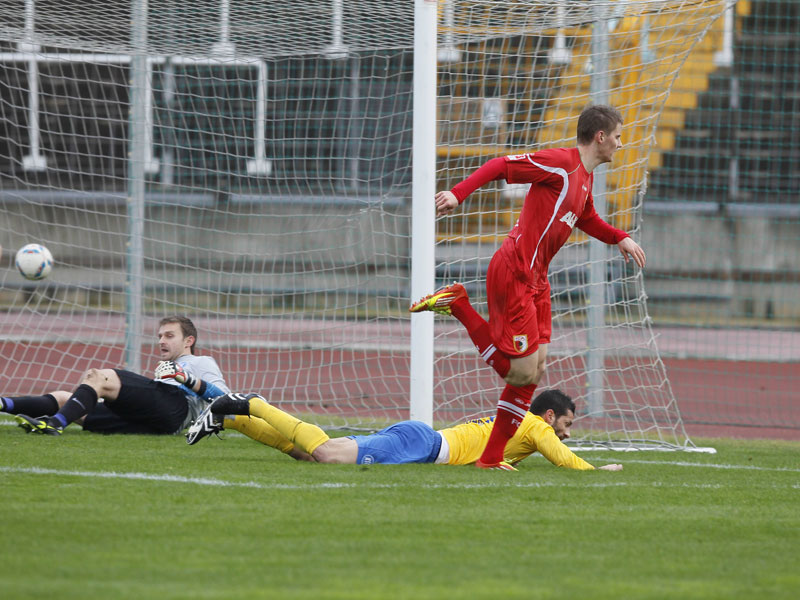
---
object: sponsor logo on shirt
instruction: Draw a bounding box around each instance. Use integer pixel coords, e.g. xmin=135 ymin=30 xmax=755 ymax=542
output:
xmin=467 ymin=416 xmax=496 ymax=425
xmin=560 ymin=211 xmax=578 ymax=228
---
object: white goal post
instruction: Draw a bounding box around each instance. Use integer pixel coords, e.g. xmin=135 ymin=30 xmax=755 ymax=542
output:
xmin=0 ymin=1 xmax=729 ymax=451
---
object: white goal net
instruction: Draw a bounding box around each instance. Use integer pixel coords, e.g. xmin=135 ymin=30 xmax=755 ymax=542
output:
xmin=0 ymin=0 xmax=728 ymax=448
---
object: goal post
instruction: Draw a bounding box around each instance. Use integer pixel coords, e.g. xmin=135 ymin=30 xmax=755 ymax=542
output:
xmin=409 ymin=0 xmax=438 ymax=425
xmin=0 ymin=1 xmax=731 ymax=450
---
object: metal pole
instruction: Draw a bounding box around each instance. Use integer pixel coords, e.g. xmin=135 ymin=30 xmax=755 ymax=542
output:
xmin=409 ymin=0 xmax=437 ymax=425
xmin=548 ymin=3 xmax=572 ymax=65
xmin=21 ymin=0 xmax=46 ymax=171
xmin=714 ymin=2 xmax=734 ymax=67
xmin=161 ymin=60 xmax=175 ymax=186
xmin=246 ymin=61 xmax=272 ymax=175
xmin=349 ymin=55 xmax=361 ymax=189
xmin=587 ymin=8 xmax=609 ymax=417
xmin=212 ymin=0 xmax=235 ymax=56
xmin=324 ymin=0 xmax=348 ymax=59
xmin=438 ymin=0 xmax=461 ymax=63
xmin=144 ymin=59 xmax=159 ymax=174
xmin=125 ymin=0 xmax=148 ymax=372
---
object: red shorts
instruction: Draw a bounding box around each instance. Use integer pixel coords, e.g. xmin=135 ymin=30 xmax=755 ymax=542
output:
xmin=486 ymin=253 xmax=551 ymax=358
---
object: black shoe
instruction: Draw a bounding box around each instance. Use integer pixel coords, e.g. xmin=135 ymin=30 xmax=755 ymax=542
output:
xmin=185 ymin=393 xmax=264 ymax=445
xmin=15 ymin=414 xmax=63 ymax=435
xmin=185 ymin=405 xmax=224 ymax=445
xmin=210 ymin=392 xmax=263 ymax=416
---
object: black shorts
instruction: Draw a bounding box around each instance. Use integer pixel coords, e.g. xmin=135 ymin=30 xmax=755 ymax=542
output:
xmin=81 ymin=369 xmax=189 ymax=435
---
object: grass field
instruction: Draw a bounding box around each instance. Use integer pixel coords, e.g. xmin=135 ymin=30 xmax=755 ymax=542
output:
xmin=1 ymin=418 xmax=798 ymax=600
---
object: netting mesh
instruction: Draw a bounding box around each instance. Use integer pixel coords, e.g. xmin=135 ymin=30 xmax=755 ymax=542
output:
xmin=433 ymin=1 xmax=729 ymax=449
xmin=0 ymin=1 xmax=415 ymax=56
xmin=4 ymin=1 xmax=788 ymax=445
xmin=639 ymin=0 xmax=800 ymax=438
xmin=1 ymin=0 xmax=417 ymax=428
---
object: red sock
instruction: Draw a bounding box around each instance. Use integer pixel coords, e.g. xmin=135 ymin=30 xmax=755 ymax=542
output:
xmin=478 ymin=383 xmax=537 ymax=465
xmin=450 ymin=297 xmax=510 ymax=378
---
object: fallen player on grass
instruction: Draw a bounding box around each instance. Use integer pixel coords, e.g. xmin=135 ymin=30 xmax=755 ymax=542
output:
xmin=187 ymin=389 xmax=622 ymax=472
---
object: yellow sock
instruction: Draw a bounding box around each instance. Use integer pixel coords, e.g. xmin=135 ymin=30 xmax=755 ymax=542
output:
xmin=223 ymin=415 xmax=295 ymax=455
xmin=247 ymin=397 xmax=329 ymax=455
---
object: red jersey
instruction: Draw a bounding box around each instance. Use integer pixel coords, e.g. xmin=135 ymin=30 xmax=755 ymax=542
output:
xmin=451 ymin=147 xmax=628 ymax=289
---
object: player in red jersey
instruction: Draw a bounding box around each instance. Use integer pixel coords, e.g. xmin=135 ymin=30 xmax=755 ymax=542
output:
xmin=410 ymin=104 xmax=646 ymax=469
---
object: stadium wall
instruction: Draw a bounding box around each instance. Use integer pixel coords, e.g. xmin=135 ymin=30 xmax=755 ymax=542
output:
xmin=2 ymin=195 xmax=799 ymax=323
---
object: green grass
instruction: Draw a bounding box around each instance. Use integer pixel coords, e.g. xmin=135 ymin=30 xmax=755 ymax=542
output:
xmin=1 ymin=419 xmax=798 ymax=600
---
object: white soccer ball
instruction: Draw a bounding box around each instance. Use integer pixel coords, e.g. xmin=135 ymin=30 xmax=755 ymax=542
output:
xmin=15 ymin=243 xmax=54 ymax=281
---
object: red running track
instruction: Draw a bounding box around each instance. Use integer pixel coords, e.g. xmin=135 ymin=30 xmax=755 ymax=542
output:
xmin=1 ymin=341 xmax=797 ymax=441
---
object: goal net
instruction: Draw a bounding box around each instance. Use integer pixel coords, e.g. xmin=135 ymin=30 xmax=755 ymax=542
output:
xmin=0 ymin=1 xmax=728 ymax=449
xmin=433 ymin=0 xmax=729 ymax=451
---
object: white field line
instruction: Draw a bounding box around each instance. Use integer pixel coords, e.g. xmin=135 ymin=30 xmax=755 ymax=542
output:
xmin=0 ymin=463 xmax=798 ymax=492
xmin=0 ymin=465 xmax=631 ymax=490
xmin=618 ymin=459 xmax=800 ymax=473
xmin=521 ymin=453 xmax=799 ymax=473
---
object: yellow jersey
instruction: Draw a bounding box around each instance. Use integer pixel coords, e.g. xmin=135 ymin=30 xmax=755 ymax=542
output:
xmin=439 ymin=413 xmax=594 ymax=470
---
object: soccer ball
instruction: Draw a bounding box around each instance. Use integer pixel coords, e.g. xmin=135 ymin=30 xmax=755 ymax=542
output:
xmin=15 ymin=243 xmax=53 ymax=280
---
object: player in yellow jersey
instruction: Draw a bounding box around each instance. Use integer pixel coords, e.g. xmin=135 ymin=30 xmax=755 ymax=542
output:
xmin=186 ymin=389 xmax=622 ymax=471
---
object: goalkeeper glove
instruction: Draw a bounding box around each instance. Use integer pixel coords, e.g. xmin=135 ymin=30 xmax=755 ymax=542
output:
xmin=154 ymin=360 xmax=227 ymax=400
xmin=154 ymin=360 xmax=198 ymax=389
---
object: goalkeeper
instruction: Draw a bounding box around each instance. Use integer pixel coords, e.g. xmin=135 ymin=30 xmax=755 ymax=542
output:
xmin=3 ymin=316 xmax=229 ymax=435
xmin=187 ymin=389 xmax=622 ymax=471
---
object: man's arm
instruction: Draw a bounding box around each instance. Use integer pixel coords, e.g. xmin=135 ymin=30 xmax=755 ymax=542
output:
xmin=537 ymin=435 xmax=623 ymax=470
xmin=535 ymin=430 xmax=596 ymax=470
xmin=288 ymin=447 xmax=315 ymax=462
xmin=616 ymin=237 xmax=646 ymax=268
xmin=598 ymin=464 xmax=623 ymax=471
xmin=436 ymin=157 xmax=509 ymax=217
xmin=534 ymin=427 xmax=627 ymax=471
xmin=576 ymin=202 xmax=646 ymax=268
xmin=154 ymin=361 xmax=227 ymax=400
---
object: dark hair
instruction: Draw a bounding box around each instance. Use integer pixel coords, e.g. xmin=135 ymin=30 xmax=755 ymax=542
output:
xmin=158 ymin=316 xmax=198 ymax=354
xmin=529 ymin=389 xmax=576 ymax=418
xmin=576 ymin=104 xmax=623 ymax=145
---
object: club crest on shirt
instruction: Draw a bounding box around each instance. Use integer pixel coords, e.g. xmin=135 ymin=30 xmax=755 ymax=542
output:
xmin=513 ymin=335 xmax=529 ymax=354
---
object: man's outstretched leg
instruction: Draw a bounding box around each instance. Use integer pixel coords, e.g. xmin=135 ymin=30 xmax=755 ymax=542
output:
xmin=234 ymin=394 xmax=329 ymax=456
xmin=190 ymin=393 xmax=329 ymax=456
xmin=1 ymin=394 xmax=61 ymax=417
xmin=409 ymin=283 xmax=511 ymax=378
xmin=16 ymin=369 xmax=116 ymax=435
xmin=410 ymin=284 xmax=539 ymax=469
xmin=186 ymin=393 xmax=299 ymax=456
